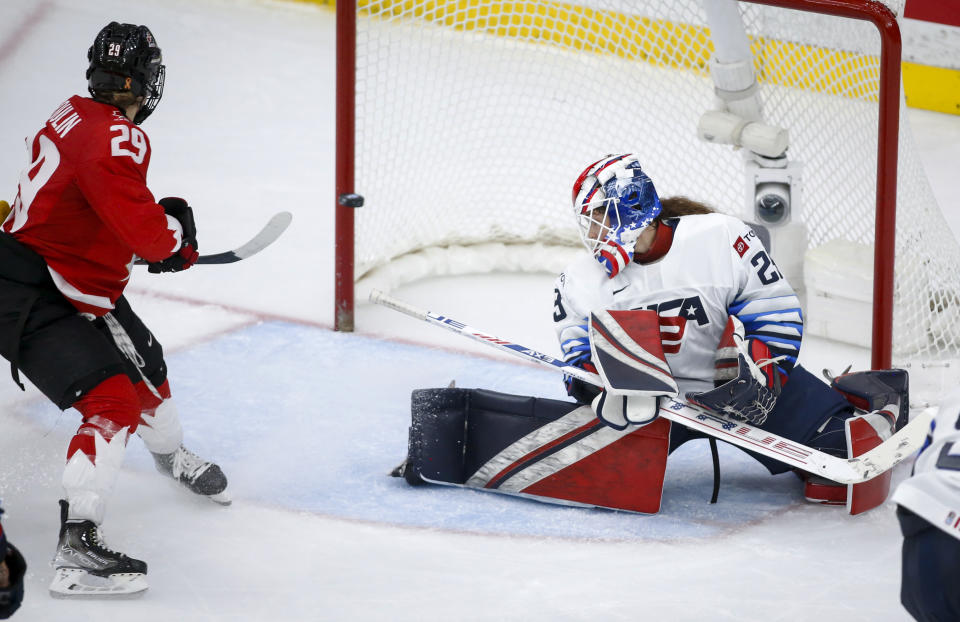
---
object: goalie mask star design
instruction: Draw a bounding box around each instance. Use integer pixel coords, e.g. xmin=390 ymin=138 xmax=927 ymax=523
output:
xmin=571 ymin=153 xmax=662 ymax=253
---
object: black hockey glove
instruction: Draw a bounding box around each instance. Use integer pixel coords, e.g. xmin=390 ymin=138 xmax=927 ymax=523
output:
xmin=0 ymin=544 xmax=25 ymax=619
xmin=148 ymin=197 xmax=200 ymax=273
xmin=0 ymin=513 xmax=25 ymax=619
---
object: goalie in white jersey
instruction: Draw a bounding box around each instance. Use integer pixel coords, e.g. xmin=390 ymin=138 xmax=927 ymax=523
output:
xmin=554 ymin=154 xmax=908 ymax=509
xmin=394 ymin=154 xmax=910 ymax=516
xmin=892 ymin=391 xmax=960 ymax=621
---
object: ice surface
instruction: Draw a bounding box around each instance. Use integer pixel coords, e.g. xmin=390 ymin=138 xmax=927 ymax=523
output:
xmin=0 ymin=0 xmax=959 ymax=620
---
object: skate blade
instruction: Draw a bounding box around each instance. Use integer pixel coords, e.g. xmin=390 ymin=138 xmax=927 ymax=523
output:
xmin=49 ymin=567 xmax=148 ymax=598
xmin=208 ymin=490 xmax=232 ymax=506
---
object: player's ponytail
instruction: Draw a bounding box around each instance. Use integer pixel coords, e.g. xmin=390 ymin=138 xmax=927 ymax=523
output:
xmin=659 ymin=196 xmax=714 ymax=218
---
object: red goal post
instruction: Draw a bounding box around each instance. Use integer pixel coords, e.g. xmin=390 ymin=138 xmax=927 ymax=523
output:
xmin=334 ymin=0 xmax=958 ymax=403
xmin=743 ymin=2 xmax=900 ymax=372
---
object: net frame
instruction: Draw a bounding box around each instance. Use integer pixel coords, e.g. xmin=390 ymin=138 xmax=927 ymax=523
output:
xmin=334 ymin=0 xmax=918 ymax=377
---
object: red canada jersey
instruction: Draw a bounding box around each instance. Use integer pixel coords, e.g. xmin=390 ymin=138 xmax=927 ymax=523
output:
xmin=3 ymin=95 xmax=180 ymax=316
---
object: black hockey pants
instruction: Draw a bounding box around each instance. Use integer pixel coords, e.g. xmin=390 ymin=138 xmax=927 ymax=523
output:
xmin=0 ymin=232 xmax=166 ymax=409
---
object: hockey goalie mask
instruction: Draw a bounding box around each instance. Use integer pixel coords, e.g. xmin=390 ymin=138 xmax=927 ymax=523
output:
xmin=571 ymin=154 xmax=662 ymax=253
xmin=87 ymin=22 xmax=166 ymax=125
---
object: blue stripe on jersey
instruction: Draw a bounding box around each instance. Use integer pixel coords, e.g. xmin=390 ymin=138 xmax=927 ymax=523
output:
xmin=738 ymin=310 xmax=803 ymax=325
xmin=745 ymin=321 xmax=802 ymax=339
xmin=758 ymin=336 xmax=802 ymax=351
xmin=744 ymin=321 xmax=802 ymax=352
xmin=744 ymin=322 xmax=802 ymax=343
xmin=729 ymin=295 xmax=802 ymax=317
xmin=750 ymin=335 xmax=801 ymax=351
xmin=731 ymin=296 xmax=804 ymax=376
xmin=561 ymin=338 xmax=590 ymax=356
xmin=559 ymin=323 xmax=591 ymax=362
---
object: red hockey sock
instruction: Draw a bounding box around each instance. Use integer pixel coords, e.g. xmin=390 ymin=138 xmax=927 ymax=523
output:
xmin=133 ymin=378 xmax=172 ymax=416
xmin=68 ymin=374 xmax=141 ymax=461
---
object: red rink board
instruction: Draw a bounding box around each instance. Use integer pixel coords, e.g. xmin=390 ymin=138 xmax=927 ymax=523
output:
xmin=904 ymin=0 xmax=960 ymax=28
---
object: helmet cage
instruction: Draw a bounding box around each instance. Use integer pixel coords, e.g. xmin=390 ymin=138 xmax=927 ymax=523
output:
xmin=86 ymin=23 xmax=166 ymax=125
xmin=134 ymin=62 xmax=164 ymax=124
xmin=576 ymin=196 xmax=622 ymax=253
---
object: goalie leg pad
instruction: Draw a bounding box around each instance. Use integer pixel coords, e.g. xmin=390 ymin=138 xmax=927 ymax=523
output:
xmin=803 ymin=475 xmax=848 ymax=505
xmin=405 ymin=388 xmax=582 ymax=485
xmin=404 ymin=388 xmax=671 ymax=513
xmin=845 ymin=412 xmax=895 ymax=515
xmin=800 ymin=411 xmax=895 ymax=512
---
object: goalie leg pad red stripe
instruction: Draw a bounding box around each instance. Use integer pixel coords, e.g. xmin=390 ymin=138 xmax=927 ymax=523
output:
xmin=481 ymin=418 xmax=604 ymax=489
xmin=845 ymin=414 xmax=894 ymax=515
xmin=520 ymin=417 xmax=671 ymax=514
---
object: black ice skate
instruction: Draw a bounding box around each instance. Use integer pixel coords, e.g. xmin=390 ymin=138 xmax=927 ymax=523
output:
xmin=153 ymin=445 xmax=231 ymax=505
xmin=49 ymin=500 xmax=148 ymax=597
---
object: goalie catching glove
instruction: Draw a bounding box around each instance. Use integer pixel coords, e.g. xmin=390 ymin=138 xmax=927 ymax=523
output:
xmin=686 ymin=316 xmax=784 ymax=426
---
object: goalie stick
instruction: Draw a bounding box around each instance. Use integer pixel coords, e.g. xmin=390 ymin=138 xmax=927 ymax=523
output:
xmin=370 ymin=289 xmax=931 ymax=485
xmin=135 ymin=211 xmax=293 ymax=265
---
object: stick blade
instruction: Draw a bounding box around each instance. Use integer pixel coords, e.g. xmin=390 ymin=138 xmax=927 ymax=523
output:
xmin=847 ymin=409 xmax=933 ymax=482
xmin=197 ymin=211 xmax=293 ymax=264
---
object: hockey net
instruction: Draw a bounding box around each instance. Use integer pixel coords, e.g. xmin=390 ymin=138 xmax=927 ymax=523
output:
xmin=336 ymin=0 xmax=960 ymax=405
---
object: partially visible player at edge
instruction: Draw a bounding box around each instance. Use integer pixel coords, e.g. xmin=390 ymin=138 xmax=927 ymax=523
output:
xmin=0 ymin=501 xmax=25 ymax=618
xmin=0 ymin=22 xmax=229 ymax=596
xmin=554 ymin=153 xmax=908 ymax=507
xmin=892 ymin=390 xmax=960 ymax=621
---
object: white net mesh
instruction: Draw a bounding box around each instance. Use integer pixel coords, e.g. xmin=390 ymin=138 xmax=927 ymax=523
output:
xmin=351 ymin=0 xmax=960 ymax=391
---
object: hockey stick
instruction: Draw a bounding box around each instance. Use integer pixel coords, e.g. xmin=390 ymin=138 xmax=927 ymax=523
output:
xmin=370 ymin=289 xmax=931 ymax=485
xmin=135 ymin=211 xmax=293 ymax=265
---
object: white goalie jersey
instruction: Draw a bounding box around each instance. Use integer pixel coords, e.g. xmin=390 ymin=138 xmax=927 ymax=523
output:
xmin=553 ymin=213 xmax=803 ymax=396
xmin=892 ymin=390 xmax=960 ymax=541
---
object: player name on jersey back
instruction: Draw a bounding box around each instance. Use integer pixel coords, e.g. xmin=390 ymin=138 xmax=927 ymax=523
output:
xmin=48 ymin=100 xmax=83 ymax=138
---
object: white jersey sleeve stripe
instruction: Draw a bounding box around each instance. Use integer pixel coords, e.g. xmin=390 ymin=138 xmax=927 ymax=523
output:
xmin=747 ymin=323 xmax=802 ymax=338
xmin=737 ymin=310 xmax=803 ymax=324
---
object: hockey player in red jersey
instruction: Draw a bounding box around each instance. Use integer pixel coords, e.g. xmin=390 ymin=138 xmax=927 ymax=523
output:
xmin=394 ymin=154 xmax=910 ymax=516
xmin=0 ymin=22 xmax=228 ymax=596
